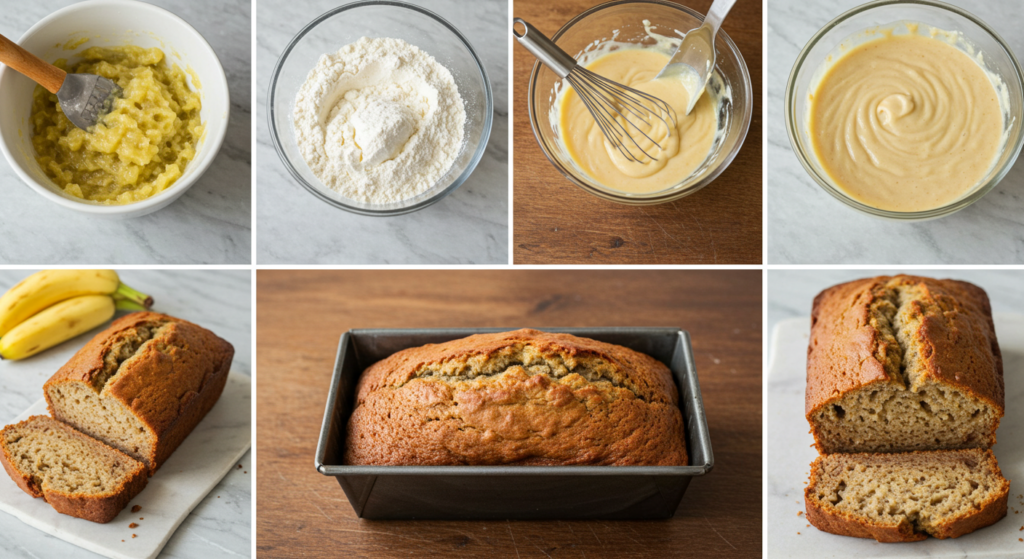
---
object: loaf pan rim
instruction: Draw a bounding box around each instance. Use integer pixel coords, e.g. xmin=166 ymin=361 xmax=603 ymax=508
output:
xmin=315 ymin=326 xmax=714 ymax=476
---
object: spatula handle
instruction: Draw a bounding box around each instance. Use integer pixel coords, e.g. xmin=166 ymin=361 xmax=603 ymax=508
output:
xmin=0 ymin=33 xmax=66 ymax=94
xmin=705 ymin=0 xmax=738 ymax=38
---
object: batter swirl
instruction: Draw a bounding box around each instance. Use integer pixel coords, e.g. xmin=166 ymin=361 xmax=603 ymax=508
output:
xmin=809 ymin=30 xmax=1003 ymax=212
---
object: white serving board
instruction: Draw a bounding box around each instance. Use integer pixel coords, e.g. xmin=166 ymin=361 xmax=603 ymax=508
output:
xmin=0 ymin=371 xmax=251 ymax=559
xmin=767 ymin=314 xmax=1024 ymax=558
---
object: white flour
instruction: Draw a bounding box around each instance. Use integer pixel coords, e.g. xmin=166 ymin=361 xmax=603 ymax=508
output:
xmin=293 ymin=37 xmax=466 ymax=204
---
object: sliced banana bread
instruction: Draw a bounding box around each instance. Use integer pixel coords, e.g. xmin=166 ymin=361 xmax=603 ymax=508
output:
xmin=805 ymin=449 xmax=1009 ymax=542
xmin=0 ymin=415 xmax=147 ymax=523
xmin=806 ymin=275 xmax=1003 ymax=454
xmin=44 ymin=312 xmax=234 ymax=473
xmin=345 ymin=329 xmax=687 ymax=466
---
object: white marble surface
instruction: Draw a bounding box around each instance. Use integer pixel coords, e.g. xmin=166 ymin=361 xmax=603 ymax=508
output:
xmin=767 ymin=314 xmax=1024 ymax=557
xmin=768 ymin=269 xmax=1024 ymax=556
xmin=256 ymin=0 xmax=508 ymax=264
xmin=0 ymin=373 xmax=250 ymax=559
xmin=0 ymin=270 xmax=251 ymax=559
xmin=0 ymin=0 xmax=252 ymax=264
xmin=767 ymin=0 xmax=1024 ymax=264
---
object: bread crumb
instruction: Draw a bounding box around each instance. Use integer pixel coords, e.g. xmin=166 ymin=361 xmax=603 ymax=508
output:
xmin=244 ymin=471 xmax=247 ymax=474
xmin=238 ymin=464 xmax=243 ymax=469
xmin=217 ymin=496 xmax=220 ymax=498
xmin=121 ymin=540 xmax=124 ymax=543
xmin=132 ymin=534 xmax=137 ymax=539
xmin=129 ymin=523 xmax=138 ymax=528
xmin=797 ymin=532 xmax=801 ymax=535
xmin=131 ymin=505 xmax=141 ymax=513
xmin=797 ymin=511 xmax=803 ymax=516
xmin=140 ymin=517 xmax=144 ymax=520
xmin=806 ymin=524 xmax=810 ymax=528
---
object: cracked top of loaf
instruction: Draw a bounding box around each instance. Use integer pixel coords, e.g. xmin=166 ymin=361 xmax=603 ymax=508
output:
xmin=344 ymin=329 xmax=688 ymax=466
xmin=44 ymin=312 xmax=235 ymax=435
xmin=806 ymin=275 xmax=1003 ymax=418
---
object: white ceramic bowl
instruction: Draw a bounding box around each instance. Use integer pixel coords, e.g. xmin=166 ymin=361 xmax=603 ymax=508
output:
xmin=0 ymin=0 xmax=230 ymax=219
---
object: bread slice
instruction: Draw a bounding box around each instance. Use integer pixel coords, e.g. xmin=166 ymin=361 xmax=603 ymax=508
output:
xmin=805 ymin=449 xmax=1009 ymax=542
xmin=806 ymin=276 xmax=1003 ymax=454
xmin=44 ymin=312 xmax=234 ymax=472
xmin=0 ymin=415 xmax=147 ymax=523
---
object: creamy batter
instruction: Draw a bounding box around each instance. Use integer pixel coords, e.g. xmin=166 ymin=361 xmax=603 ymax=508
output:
xmin=559 ymin=48 xmax=716 ymax=194
xmin=558 ymin=47 xmax=716 ymax=194
xmin=809 ymin=29 xmax=1003 ymax=212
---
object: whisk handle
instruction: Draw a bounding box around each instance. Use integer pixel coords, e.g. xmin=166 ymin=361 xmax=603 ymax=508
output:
xmin=512 ymin=18 xmax=576 ymax=79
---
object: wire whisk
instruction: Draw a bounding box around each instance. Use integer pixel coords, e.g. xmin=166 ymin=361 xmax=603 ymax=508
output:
xmin=513 ymin=18 xmax=678 ymax=164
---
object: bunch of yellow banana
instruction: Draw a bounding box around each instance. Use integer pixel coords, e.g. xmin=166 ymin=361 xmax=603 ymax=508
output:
xmin=0 ymin=270 xmax=154 ymax=361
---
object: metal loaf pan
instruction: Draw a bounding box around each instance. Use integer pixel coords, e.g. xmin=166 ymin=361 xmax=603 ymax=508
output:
xmin=315 ymin=328 xmax=714 ymax=520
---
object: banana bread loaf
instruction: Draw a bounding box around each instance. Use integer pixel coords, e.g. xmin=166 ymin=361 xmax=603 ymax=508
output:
xmin=806 ymin=275 xmax=1003 ymax=454
xmin=805 ymin=449 xmax=1008 ymax=541
xmin=0 ymin=415 xmax=147 ymax=523
xmin=344 ymin=329 xmax=687 ymax=466
xmin=44 ymin=312 xmax=234 ymax=473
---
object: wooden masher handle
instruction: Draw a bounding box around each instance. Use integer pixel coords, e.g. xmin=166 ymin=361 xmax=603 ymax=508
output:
xmin=0 ymin=33 xmax=66 ymax=94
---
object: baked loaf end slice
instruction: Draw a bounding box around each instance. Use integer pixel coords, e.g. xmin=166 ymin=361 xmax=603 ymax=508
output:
xmin=44 ymin=312 xmax=234 ymax=473
xmin=805 ymin=449 xmax=1009 ymax=542
xmin=806 ymin=275 xmax=1003 ymax=454
xmin=0 ymin=415 xmax=147 ymax=523
xmin=345 ymin=329 xmax=687 ymax=466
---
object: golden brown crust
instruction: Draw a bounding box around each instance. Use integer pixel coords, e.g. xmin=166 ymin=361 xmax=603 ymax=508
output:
xmin=805 ymin=449 xmax=1008 ymax=542
xmin=0 ymin=426 xmax=42 ymax=499
xmin=0 ymin=416 xmax=148 ymax=523
xmin=806 ymin=277 xmax=895 ymax=418
xmin=44 ymin=312 xmax=234 ymax=472
xmin=804 ymin=479 xmax=927 ymax=542
xmin=345 ymin=329 xmax=687 ymax=466
xmin=806 ymin=275 xmax=1003 ymax=444
xmin=44 ymin=465 xmax=148 ymax=524
xmin=355 ymin=329 xmax=680 ymax=404
xmin=929 ymin=487 xmax=1008 ymax=539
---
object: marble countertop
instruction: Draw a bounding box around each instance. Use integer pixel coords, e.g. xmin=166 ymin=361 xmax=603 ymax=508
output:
xmin=767 ymin=0 xmax=1024 ymax=264
xmin=767 ymin=269 xmax=1024 ymax=557
xmin=256 ymin=0 xmax=508 ymax=264
xmin=0 ymin=0 xmax=252 ymax=265
xmin=768 ymin=269 xmax=1024 ymax=335
xmin=0 ymin=269 xmax=251 ymax=559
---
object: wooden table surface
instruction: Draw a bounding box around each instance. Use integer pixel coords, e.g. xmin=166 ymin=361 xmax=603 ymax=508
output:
xmin=257 ymin=270 xmax=762 ymax=558
xmin=512 ymin=0 xmax=762 ymax=264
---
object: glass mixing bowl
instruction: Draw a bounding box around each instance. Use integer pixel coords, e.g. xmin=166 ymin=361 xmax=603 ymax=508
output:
xmin=268 ymin=0 xmax=493 ymax=216
xmin=526 ymin=0 xmax=752 ymax=205
xmin=784 ymin=0 xmax=1024 ymax=221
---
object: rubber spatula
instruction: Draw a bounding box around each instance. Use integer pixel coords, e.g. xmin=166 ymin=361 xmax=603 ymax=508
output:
xmin=655 ymin=0 xmax=737 ymax=115
xmin=0 ymin=33 xmax=121 ymax=130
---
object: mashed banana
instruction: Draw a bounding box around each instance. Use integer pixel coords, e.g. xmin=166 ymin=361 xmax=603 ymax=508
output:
xmin=31 ymin=46 xmax=203 ymax=205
